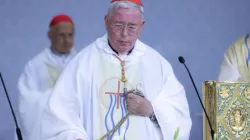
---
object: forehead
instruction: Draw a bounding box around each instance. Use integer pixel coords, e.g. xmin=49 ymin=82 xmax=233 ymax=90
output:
xmin=110 ymin=8 xmax=142 ymax=23
xmin=53 ymin=22 xmax=74 ymax=32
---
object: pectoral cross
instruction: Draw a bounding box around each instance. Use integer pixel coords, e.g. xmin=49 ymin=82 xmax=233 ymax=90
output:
xmin=105 ymin=81 xmax=123 ymax=109
xmin=105 ymin=55 xmax=128 ymax=109
xmin=105 ymin=81 xmax=128 ymax=109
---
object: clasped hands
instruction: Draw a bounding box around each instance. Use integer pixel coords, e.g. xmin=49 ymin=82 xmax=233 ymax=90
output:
xmin=76 ymin=92 xmax=153 ymax=140
xmin=126 ymin=93 xmax=153 ymax=117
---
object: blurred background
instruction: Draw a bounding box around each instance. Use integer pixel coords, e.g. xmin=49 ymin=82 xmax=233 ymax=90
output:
xmin=0 ymin=0 xmax=250 ymax=139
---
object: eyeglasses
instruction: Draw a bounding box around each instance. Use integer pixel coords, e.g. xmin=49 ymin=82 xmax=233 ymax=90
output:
xmin=110 ymin=23 xmax=141 ymax=35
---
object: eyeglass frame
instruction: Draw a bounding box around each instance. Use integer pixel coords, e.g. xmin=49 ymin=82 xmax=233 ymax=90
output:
xmin=109 ymin=21 xmax=144 ymax=35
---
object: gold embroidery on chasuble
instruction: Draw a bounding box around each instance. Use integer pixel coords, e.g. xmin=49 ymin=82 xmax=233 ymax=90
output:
xmin=46 ymin=64 xmax=61 ymax=88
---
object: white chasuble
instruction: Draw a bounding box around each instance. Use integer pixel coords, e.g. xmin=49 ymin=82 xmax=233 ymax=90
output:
xmin=217 ymin=34 xmax=250 ymax=82
xmin=17 ymin=47 xmax=76 ymax=140
xmin=97 ymin=53 xmax=148 ymax=140
xmin=40 ymin=34 xmax=192 ymax=140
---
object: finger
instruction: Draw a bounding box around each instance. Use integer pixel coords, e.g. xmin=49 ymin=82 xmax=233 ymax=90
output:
xmin=127 ymin=101 xmax=139 ymax=110
xmin=127 ymin=98 xmax=137 ymax=105
xmin=127 ymin=99 xmax=135 ymax=106
xmin=127 ymin=94 xmax=133 ymax=99
xmin=127 ymin=107 xmax=133 ymax=113
xmin=127 ymin=105 xmax=135 ymax=112
xmin=127 ymin=93 xmax=137 ymax=99
xmin=126 ymin=100 xmax=134 ymax=106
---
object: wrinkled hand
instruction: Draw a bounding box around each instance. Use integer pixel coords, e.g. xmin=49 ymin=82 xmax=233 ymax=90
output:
xmin=127 ymin=94 xmax=153 ymax=116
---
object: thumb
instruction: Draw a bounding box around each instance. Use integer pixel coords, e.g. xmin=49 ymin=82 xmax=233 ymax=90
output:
xmin=127 ymin=93 xmax=136 ymax=99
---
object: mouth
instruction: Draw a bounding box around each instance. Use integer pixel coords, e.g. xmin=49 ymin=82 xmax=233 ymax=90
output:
xmin=118 ymin=41 xmax=129 ymax=44
xmin=63 ymin=45 xmax=72 ymax=48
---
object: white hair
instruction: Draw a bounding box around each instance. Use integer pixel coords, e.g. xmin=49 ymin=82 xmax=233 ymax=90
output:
xmin=107 ymin=1 xmax=144 ymax=20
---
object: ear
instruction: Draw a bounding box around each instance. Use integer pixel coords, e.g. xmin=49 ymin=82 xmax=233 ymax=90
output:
xmin=47 ymin=30 xmax=52 ymax=40
xmin=104 ymin=15 xmax=109 ymax=29
xmin=137 ymin=20 xmax=145 ymax=38
xmin=140 ymin=20 xmax=145 ymax=27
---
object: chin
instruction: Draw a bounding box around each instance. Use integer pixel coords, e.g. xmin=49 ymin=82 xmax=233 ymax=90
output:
xmin=63 ymin=47 xmax=72 ymax=53
xmin=60 ymin=50 xmax=71 ymax=54
xmin=118 ymin=46 xmax=131 ymax=52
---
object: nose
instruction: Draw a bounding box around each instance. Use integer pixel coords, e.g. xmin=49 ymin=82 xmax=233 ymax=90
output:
xmin=121 ymin=25 xmax=129 ymax=37
xmin=63 ymin=35 xmax=72 ymax=44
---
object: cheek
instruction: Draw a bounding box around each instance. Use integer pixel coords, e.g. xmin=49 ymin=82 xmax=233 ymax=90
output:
xmin=107 ymin=28 xmax=120 ymax=42
xmin=130 ymin=36 xmax=137 ymax=42
xmin=108 ymin=33 xmax=118 ymax=43
xmin=111 ymin=35 xmax=119 ymax=42
xmin=54 ymin=37 xmax=63 ymax=44
xmin=68 ymin=37 xmax=74 ymax=44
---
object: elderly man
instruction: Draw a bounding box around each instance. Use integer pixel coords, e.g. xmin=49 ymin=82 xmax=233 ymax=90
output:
xmin=41 ymin=1 xmax=192 ymax=140
xmin=17 ymin=14 xmax=76 ymax=140
xmin=217 ymin=34 xmax=250 ymax=82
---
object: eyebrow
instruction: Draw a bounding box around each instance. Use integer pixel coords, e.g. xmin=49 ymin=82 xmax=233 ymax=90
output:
xmin=113 ymin=21 xmax=124 ymax=24
xmin=113 ymin=21 xmax=138 ymax=25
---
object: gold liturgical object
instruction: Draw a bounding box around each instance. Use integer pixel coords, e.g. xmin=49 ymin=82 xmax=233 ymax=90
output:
xmin=203 ymin=81 xmax=250 ymax=140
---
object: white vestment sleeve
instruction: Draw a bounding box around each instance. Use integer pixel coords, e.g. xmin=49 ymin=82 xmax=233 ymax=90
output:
xmin=18 ymin=63 xmax=52 ymax=139
xmin=151 ymin=58 xmax=192 ymax=140
xmin=217 ymin=53 xmax=241 ymax=81
xmin=40 ymin=57 xmax=89 ymax=140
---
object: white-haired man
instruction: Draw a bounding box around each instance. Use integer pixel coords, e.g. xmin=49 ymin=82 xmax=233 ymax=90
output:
xmin=40 ymin=0 xmax=192 ymax=140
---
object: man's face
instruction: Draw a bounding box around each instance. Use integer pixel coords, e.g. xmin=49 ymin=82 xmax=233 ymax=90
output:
xmin=49 ymin=22 xmax=74 ymax=54
xmin=105 ymin=7 xmax=145 ymax=53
